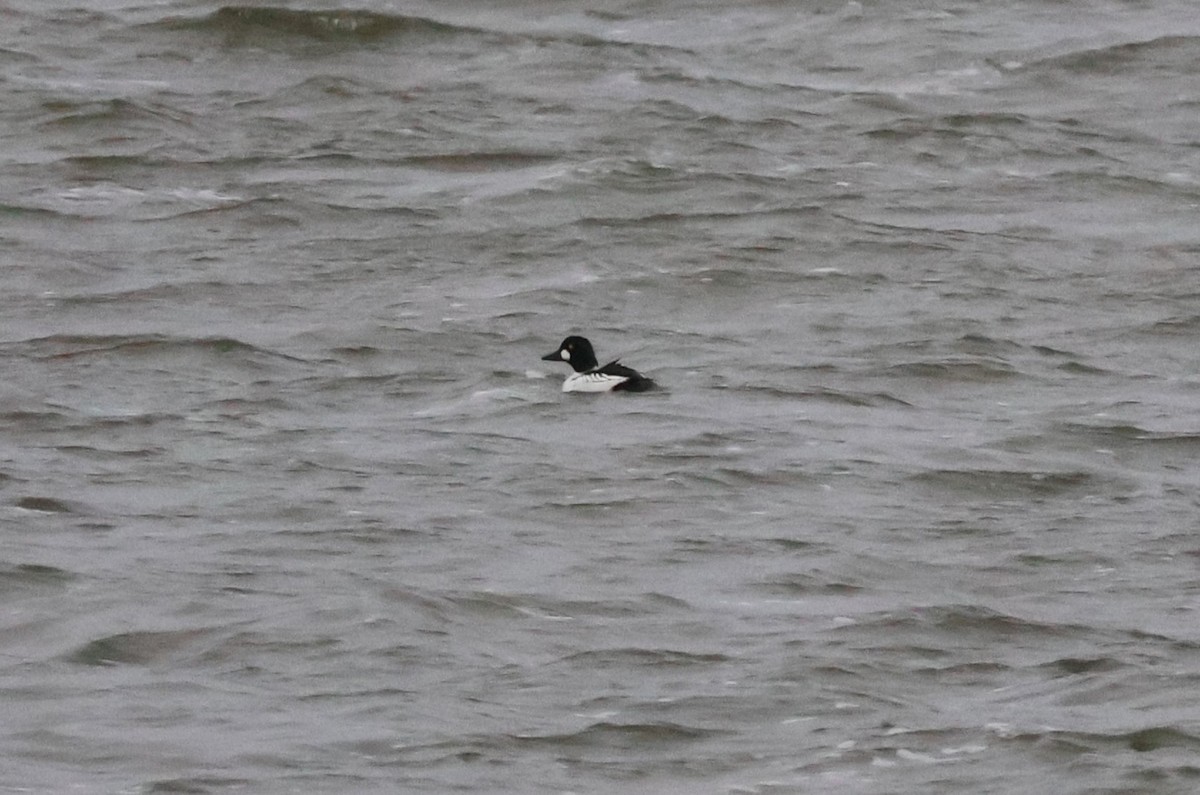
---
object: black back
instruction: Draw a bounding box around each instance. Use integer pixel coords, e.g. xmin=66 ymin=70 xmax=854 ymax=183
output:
xmin=598 ymin=359 xmax=656 ymax=392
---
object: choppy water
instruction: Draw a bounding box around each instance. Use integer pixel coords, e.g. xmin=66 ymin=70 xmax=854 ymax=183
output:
xmin=3 ymin=1 xmax=1200 ymax=793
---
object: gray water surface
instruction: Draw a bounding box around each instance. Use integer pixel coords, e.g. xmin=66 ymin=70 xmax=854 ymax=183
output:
xmin=3 ymin=1 xmax=1200 ymax=793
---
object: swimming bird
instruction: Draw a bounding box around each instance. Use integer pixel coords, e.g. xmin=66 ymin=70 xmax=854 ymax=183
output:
xmin=541 ymin=336 xmax=656 ymax=393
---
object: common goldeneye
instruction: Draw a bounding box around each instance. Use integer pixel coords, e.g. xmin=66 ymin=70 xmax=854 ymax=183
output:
xmin=541 ymin=336 xmax=656 ymax=393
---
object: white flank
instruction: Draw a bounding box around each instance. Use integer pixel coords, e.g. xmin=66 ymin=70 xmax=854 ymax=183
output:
xmin=562 ymin=372 xmax=628 ymax=393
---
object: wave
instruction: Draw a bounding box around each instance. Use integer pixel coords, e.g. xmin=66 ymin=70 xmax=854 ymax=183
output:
xmin=23 ymin=181 xmax=245 ymax=221
xmin=841 ymin=604 xmax=1090 ymax=640
xmin=63 ymin=627 xmax=224 ymax=667
xmin=401 ymin=151 xmax=562 ymax=173
xmin=0 ymin=563 xmax=74 ymax=593
xmin=1032 ymin=35 xmax=1200 ymax=76
xmin=156 ymin=6 xmax=485 ymax=46
xmin=10 ymin=496 xmax=77 ymax=514
xmin=436 ymin=589 xmax=688 ymax=621
xmin=908 ymin=467 xmax=1111 ymax=499
xmin=512 ymin=720 xmax=724 ymax=748
xmin=35 ymin=97 xmax=192 ymax=131
xmin=1143 ymin=314 xmax=1200 ymax=335
xmin=735 ymin=384 xmax=913 ymax=407
xmin=0 ymin=45 xmax=40 ymax=65
xmin=387 ymin=719 xmax=723 ymax=766
xmin=1008 ymin=725 xmax=1200 ymax=754
xmin=878 ymin=358 xmax=1017 ymax=382
xmin=556 ymin=648 xmax=731 ymax=667
xmin=1035 ymin=656 xmax=1124 ymax=675
xmin=753 ymin=572 xmax=865 ymax=596
xmin=8 ymin=333 xmax=306 ymax=365
xmin=0 ymin=202 xmax=64 ymax=220
xmin=1058 ymin=422 xmax=1200 ymax=450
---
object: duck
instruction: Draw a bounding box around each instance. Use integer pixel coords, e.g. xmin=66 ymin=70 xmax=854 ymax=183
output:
xmin=541 ymin=336 xmax=656 ymax=393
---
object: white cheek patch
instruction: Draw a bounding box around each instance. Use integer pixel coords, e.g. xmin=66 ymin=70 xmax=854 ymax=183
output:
xmin=560 ymin=349 xmax=571 ymax=361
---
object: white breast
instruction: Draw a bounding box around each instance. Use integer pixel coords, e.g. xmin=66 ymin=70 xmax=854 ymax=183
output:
xmin=563 ymin=372 xmax=628 ymax=393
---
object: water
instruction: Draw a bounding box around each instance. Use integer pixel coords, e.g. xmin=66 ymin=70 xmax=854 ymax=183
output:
xmin=3 ymin=1 xmax=1200 ymax=793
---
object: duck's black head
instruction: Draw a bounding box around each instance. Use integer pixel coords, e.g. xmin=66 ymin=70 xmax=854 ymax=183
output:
xmin=542 ymin=335 xmax=599 ymax=373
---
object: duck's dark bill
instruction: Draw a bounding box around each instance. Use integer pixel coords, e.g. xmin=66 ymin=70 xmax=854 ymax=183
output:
xmin=541 ymin=351 xmax=560 ymax=361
